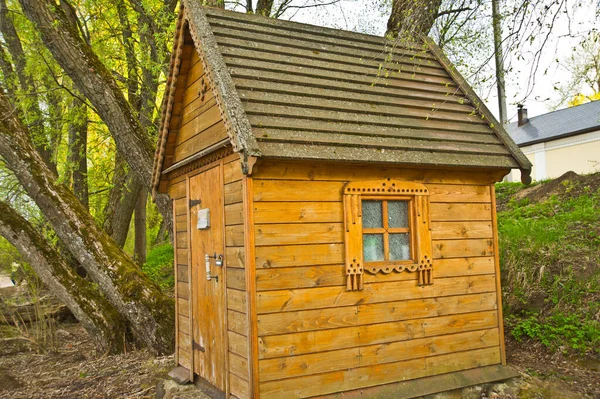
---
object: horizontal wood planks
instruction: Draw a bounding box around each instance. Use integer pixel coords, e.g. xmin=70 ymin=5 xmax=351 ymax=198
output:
xmin=250 ymin=161 xmax=503 ymax=397
xmin=172 ymin=54 xmax=229 ymax=164
xmin=223 ymin=157 xmax=251 ymax=399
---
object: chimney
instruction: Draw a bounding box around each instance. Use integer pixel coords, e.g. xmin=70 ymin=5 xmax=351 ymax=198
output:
xmin=517 ymin=104 xmax=528 ymax=126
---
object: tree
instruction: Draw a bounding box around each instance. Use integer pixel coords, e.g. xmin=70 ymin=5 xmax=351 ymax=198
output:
xmin=0 ymin=92 xmax=174 ymax=354
xmin=0 ymin=0 xmax=55 ymax=173
xmin=555 ymin=32 xmax=600 ymax=107
xmin=18 ymin=0 xmax=173 ymax=226
xmin=0 ymin=200 xmax=127 ymax=353
xmin=386 ymin=0 xmax=442 ymax=38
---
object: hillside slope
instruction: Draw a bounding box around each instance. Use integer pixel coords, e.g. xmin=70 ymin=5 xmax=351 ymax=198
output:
xmin=496 ymin=172 xmax=600 ymax=397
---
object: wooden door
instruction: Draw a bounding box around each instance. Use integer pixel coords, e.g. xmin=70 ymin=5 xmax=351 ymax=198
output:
xmin=189 ymin=165 xmax=226 ymax=390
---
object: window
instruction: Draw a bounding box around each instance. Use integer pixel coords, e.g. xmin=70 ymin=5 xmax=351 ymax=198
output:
xmin=343 ymin=179 xmax=433 ymax=291
xmin=362 ymin=199 xmax=412 ymax=263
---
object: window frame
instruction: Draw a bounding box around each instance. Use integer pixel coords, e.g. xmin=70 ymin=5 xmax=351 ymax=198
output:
xmin=343 ymin=179 xmax=433 ymax=291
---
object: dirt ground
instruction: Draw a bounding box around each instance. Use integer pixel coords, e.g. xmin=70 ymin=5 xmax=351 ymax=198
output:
xmin=506 ymin=336 xmax=600 ymax=399
xmin=1 ymin=320 xmax=599 ymax=398
xmin=0 ymin=322 xmax=174 ymax=399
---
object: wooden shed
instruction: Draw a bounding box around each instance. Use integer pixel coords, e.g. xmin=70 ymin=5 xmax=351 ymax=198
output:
xmin=152 ymin=3 xmax=532 ymax=398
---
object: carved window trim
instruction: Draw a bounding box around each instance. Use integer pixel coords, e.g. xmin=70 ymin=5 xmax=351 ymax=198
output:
xmin=343 ymin=179 xmax=433 ymax=291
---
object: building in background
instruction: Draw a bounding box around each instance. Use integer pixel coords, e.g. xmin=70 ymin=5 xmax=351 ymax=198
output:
xmin=506 ymin=101 xmax=600 ymax=182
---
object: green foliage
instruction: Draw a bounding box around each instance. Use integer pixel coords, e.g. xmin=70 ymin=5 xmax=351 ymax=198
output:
xmin=142 ymin=243 xmax=174 ymax=291
xmin=0 ymin=237 xmax=23 ymax=274
xmin=509 ymin=312 xmax=600 ymax=355
xmin=498 ymin=176 xmax=600 ymax=357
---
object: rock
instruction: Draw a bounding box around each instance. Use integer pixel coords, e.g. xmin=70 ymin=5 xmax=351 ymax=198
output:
xmin=156 ymin=379 xmax=211 ymax=399
xmin=168 ymin=365 xmax=190 ymax=384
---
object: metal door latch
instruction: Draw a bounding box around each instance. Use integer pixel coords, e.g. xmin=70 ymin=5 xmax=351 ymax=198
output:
xmin=192 ymin=340 xmax=205 ymax=352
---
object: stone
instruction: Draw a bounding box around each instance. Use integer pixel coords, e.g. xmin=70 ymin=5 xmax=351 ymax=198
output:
xmin=169 ymin=366 xmax=191 ymax=384
xmin=156 ymin=379 xmax=211 ymax=399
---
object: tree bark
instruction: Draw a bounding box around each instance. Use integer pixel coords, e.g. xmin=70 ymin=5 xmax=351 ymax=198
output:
xmin=0 ymin=93 xmax=174 ymax=355
xmin=68 ymin=97 xmax=89 ymax=209
xmin=255 ymin=0 xmax=273 ymax=16
xmin=203 ymin=0 xmax=224 ymax=8
xmin=0 ymin=200 xmax=127 ymax=354
xmin=18 ymin=0 xmax=172 ymax=224
xmin=103 ymin=154 xmax=143 ymax=248
xmin=134 ymin=188 xmax=147 ymax=265
xmin=492 ymin=0 xmax=507 ymax=125
xmin=386 ymin=0 xmax=442 ymax=38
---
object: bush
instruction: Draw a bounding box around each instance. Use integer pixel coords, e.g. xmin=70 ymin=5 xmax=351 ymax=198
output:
xmin=142 ymin=243 xmax=174 ymax=291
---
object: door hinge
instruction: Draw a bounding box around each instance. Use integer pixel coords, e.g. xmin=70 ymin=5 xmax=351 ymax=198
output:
xmin=189 ymin=199 xmax=201 ymax=208
xmin=192 ymin=340 xmax=205 ymax=352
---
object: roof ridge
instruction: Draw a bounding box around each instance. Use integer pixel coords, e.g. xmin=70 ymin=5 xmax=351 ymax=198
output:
xmin=519 ymin=99 xmax=600 ymax=123
xmin=203 ymin=7 xmax=425 ymax=51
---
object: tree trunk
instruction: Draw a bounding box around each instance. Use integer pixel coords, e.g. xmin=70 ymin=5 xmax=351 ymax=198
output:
xmin=103 ymin=153 xmax=143 ymax=248
xmin=386 ymin=0 xmax=442 ymax=38
xmin=0 ymin=93 xmax=174 ymax=355
xmin=255 ymin=0 xmax=273 ymax=16
xmin=153 ymin=219 xmax=169 ymax=246
xmin=18 ymin=0 xmax=172 ymax=225
xmin=492 ymin=0 xmax=508 ymax=125
xmin=68 ymin=97 xmax=89 ymax=209
xmin=134 ymin=189 xmax=147 ymax=265
xmin=204 ymin=0 xmax=225 ymax=8
xmin=0 ymin=200 xmax=127 ymax=354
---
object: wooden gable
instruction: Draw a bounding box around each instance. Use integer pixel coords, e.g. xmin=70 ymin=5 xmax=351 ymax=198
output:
xmin=154 ymin=15 xmax=232 ymax=195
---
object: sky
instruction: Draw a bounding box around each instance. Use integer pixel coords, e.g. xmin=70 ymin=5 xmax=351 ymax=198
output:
xmin=253 ymin=0 xmax=599 ymax=123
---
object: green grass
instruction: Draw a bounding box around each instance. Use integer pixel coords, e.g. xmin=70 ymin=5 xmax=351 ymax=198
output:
xmin=497 ymin=179 xmax=600 ymax=356
xmin=142 ymin=243 xmax=174 ymax=291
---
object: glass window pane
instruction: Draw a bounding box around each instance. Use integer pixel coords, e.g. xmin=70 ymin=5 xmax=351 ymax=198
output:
xmin=363 ymin=234 xmax=384 ymax=261
xmin=390 ymin=233 xmax=411 ymax=260
xmin=362 ymin=201 xmax=383 ymax=228
xmin=388 ymin=201 xmax=408 ymax=228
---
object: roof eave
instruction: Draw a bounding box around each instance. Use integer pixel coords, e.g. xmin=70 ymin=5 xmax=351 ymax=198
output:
xmin=151 ymin=7 xmax=186 ymax=197
xmin=183 ymin=1 xmax=261 ymax=162
xmin=421 ymin=36 xmax=532 ymax=184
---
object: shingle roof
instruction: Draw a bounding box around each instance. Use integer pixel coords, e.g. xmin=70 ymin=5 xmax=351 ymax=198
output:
xmin=152 ymin=3 xmax=533 ymax=193
xmin=507 ymin=101 xmax=600 ymax=146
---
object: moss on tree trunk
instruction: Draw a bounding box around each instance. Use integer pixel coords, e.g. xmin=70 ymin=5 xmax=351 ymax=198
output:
xmin=0 ymin=200 xmax=127 ymax=354
xmin=0 ymin=93 xmax=174 ymax=355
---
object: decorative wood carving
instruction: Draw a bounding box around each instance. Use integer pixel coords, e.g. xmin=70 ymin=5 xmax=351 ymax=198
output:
xmin=343 ymin=179 xmax=433 ymax=291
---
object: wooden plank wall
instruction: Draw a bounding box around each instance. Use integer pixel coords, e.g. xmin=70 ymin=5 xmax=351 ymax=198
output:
xmin=168 ymin=174 xmax=192 ymax=370
xmin=173 ymin=49 xmax=229 ymax=164
xmin=250 ymin=161 xmax=504 ymax=399
xmin=224 ymin=157 xmax=251 ymax=399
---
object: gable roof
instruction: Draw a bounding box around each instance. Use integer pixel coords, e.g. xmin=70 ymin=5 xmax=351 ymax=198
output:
xmin=152 ymin=3 xmax=532 ymax=194
xmin=507 ymin=100 xmax=600 ymax=146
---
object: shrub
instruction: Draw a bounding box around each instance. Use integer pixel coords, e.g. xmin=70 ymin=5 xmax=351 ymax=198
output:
xmin=142 ymin=243 xmax=174 ymax=291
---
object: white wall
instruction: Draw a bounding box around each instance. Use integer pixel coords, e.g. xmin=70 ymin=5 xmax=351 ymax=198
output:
xmin=506 ymin=129 xmax=600 ymax=182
